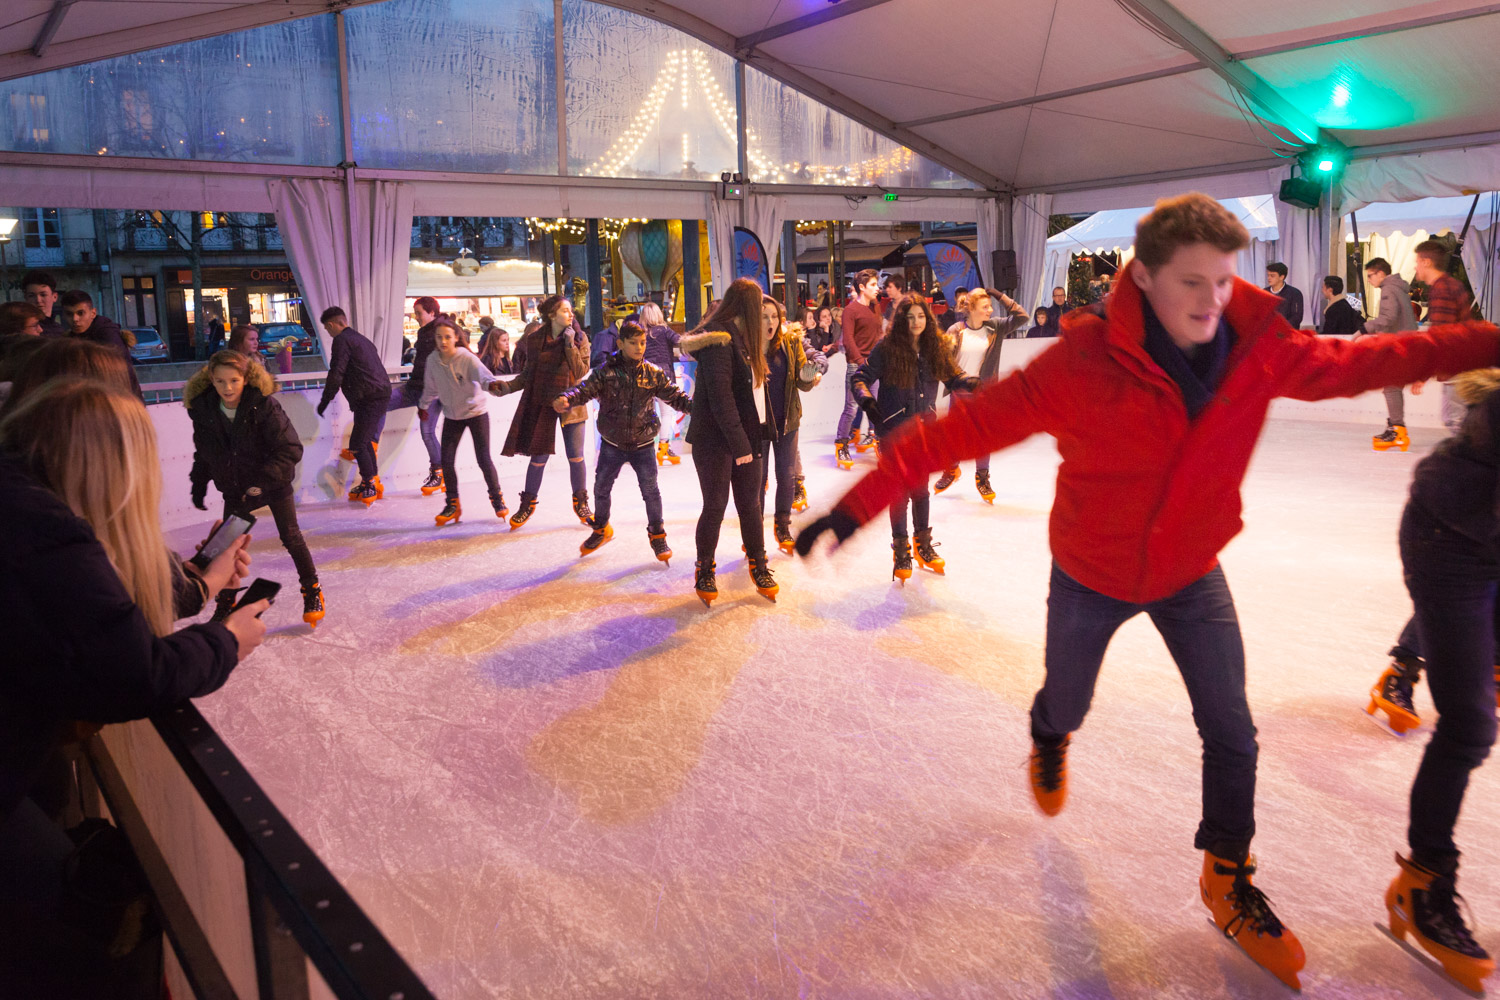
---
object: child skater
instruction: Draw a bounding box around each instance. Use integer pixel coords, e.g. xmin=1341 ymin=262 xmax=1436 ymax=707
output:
xmin=796 ymin=193 xmax=1500 ymax=989
xmin=490 ymin=295 xmax=592 ymax=529
xmin=553 ymin=321 xmax=691 ymax=561
xmin=852 ymin=295 xmax=976 ymax=581
xmin=681 ymin=277 xmax=778 ymax=605
xmin=418 ymin=318 xmax=507 ymax=526
xmin=760 ymin=298 xmax=825 ymax=553
xmin=186 ymin=350 xmax=324 ymax=626
xmin=1380 ymin=367 xmax=1500 ymax=992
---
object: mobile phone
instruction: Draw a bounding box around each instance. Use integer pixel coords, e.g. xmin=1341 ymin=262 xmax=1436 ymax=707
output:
xmin=190 ymin=514 xmax=255 ymax=570
xmin=230 ymin=578 xmax=281 ymax=616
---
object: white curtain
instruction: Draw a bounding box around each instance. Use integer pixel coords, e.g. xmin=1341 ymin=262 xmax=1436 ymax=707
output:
xmin=975 ymin=197 xmax=1002 ymax=289
xmin=270 ymin=177 xmax=414 ymax=365
xmin=1272 ymin=201 xmax=1327 ymax=329
xmin=1010 ymin=193 xmax=1053 ymax=313
xmin=706 ymin=194 xmax=786 ymax=297
xmin=1462 ymin=215 xmax=1499 ymax=322
xmin=1043 ymin=248 xmax=1069 ymax=310
xmin=1236 ymin=239 xmax=1273 ymax=286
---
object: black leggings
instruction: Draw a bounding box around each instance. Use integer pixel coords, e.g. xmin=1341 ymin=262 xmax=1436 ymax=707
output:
xmin=223 ymin=490 xmax=317 ymax=589
xmin=440 ymin=413 xmax=501 ymax=502
xmin=889 ymin=483 xmax=930 ymax=537
xmin=693 ymin=436 xmax=766 ymax=564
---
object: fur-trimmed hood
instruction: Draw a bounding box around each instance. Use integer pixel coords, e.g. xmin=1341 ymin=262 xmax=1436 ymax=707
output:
xmin=680 ymin=330 xmax=732 ymax=354
xmin=1453 ymin=367 xmax=1500 ymax=406
xmin=183 ymin=356 xmax=277 ymax=407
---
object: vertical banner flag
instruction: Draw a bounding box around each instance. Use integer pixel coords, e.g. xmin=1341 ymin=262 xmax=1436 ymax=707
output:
xmin=922 ymin=239 xmax=984 ymax=310
xmin=734 ymin=227 xmax=771 ymax=293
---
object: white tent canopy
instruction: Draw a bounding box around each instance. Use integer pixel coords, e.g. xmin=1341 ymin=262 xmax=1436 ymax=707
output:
xmin=1345 ymin=194 xmax=1500 ymax=323
xmin=1348 ymin=195 xmax=1500 ymax=239
xmin=1039 ymin=195 xmax=1280 ymax=313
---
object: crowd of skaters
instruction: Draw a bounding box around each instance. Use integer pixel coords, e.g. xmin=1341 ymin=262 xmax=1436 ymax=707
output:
xmin=5 ymin=193 xmax=1500 ymax=993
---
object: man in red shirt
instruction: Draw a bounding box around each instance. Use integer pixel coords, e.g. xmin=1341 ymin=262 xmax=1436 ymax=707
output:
xmin=835 ymin=269 xmax=886 ymax=468
xmin=1413 ymin=239 xmax=1476 ymax=432
xmin=798 ymin=193 xmax=1500 ymax=989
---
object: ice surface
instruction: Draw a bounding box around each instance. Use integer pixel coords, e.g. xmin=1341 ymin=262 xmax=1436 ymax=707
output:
xmin=179 ymin=418 xmax=1499 ymax=999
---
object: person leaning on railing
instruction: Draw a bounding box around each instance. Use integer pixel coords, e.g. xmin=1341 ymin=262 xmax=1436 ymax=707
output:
xmin=0 ymin=377 xmax=268 ymax=989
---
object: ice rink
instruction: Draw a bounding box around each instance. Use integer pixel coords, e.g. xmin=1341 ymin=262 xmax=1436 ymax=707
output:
xmin=172 ymin=414 xmax=1499 ymax=999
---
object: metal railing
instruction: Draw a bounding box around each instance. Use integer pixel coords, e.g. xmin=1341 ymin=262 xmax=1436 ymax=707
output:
xmin=141 ymin=367 xmax=411 ymax=405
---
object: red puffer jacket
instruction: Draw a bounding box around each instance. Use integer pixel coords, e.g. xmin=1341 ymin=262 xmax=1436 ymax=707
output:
xmin=836 ymin=261 xmax=1500 ymax=603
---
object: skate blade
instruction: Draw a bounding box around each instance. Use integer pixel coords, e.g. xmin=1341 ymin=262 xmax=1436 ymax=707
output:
xmin=1376 ymin=922 xmax=1487 ymax=997
xmin=1206 ymin=919 xmax=1303 ymax=991
xmin=1366 ymin=709 xmax=1422 ymax=738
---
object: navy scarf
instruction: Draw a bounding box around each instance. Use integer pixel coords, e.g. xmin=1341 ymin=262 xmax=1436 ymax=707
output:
xmin=1140 ymin=298 xmax=1236 ymax=420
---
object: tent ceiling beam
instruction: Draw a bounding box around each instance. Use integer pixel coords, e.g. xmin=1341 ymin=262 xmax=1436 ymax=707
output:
xmin=1115 ymin=0 xmax=1334 ymax=148
xmin=734 ymin=0 xmax=896 ymax=52
xmin=1016 ymin=154 xmax=1289 ymax=197
xmin=587 ymin=0 xmax=1005 ymax=191
xmin=1232 ymin=2 xmax=1500 ymax=61
xmin=31 ymin=1 xmax=76 ymax=58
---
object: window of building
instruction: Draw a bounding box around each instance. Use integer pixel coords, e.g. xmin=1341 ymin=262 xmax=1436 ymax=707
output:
xmin=22 ymin=208 xmax=61 ymax=249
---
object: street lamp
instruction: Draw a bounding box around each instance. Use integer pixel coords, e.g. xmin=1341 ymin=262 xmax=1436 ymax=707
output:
xmin=0 ymin=217 xmax=18 ymax=303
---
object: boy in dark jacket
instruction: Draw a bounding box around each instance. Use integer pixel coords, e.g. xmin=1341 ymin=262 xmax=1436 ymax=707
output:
xmin=554 ymin=322 xmax=690 ymax=561
xmin=57 ymin=289 xmax=142 ymax=399
xmin=316 ymin=307 xmax=389 ymax=505
xmin=188 ymin=351 xmax=324 ymax=626
xmin=797 ymin=192 xmax=1500 ymax=990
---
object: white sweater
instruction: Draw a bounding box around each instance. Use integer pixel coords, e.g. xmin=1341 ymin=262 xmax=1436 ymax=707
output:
xmin=418 ymin=349 xmax=499 ymax=419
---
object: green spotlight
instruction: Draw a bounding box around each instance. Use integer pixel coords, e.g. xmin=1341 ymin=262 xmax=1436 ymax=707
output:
xmin=1316 ymin=158 xmax=1335 ymax=173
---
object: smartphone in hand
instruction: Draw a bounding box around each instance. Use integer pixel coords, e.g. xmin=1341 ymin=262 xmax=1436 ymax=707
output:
xmin=190 ymin=514 xmax=256 ymax=570
xmin=230 ymin=578 xmax=281 ymax=616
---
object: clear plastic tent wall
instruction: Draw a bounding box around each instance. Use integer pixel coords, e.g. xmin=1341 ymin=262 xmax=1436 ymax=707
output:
xmin=0 ymin=0 xmax=976 ymax=191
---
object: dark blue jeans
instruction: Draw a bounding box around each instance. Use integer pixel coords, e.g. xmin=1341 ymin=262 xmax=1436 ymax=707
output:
xmin=388 ymin=382 xmax=442 ymax=468
xmin=593 ymin=440 xmax=662 ymax=529
xmin=348 ymin=395 xmax=387 ymax=481
xmin=835 ymin=365 xmax=865 ymax=444
xmin=1400 ymin=503 xmax=1499 ymax=870
xmin=1031 ymin=562 xmax=1258 ymax=859
xmin=440 ymin=413 xmax=500 ymax=503
xmin=522 ymin=420 xmax=588 ymax=497
xmin=761 ymin=428 xmax=799 ymax=524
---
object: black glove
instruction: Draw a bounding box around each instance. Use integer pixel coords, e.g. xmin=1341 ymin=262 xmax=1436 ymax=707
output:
xmin=856 ymin=396 xmax=882 ymax=424
xmin=316 ymin=401 xmax=328 ymax=418
xmin=794 ymin=509 xmax=860 ymax=557
xmin=192 ymin=493 xmax=207 ymax=511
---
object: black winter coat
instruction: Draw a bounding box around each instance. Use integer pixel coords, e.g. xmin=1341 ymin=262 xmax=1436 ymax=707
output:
xmin=318 ymin=327 xmax=388 ymax=411
xmin=0 ymin=455 xmax=237 ymax=824
xmin=561 ymin=353 xmax=691 ymax=450
xmin=76 ymin=313 xmax=143 ymax=398
xmin=187 ymin=383 xmax=302 ymax=506
xmin=682 ymin=329 xmax=774 ymax=456
xmin=853 ymin=337 xmax=976 ymax=433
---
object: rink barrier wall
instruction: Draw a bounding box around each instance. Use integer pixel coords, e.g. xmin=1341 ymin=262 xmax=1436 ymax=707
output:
xmin=81 ymin=708 xmax=436 ymax=1000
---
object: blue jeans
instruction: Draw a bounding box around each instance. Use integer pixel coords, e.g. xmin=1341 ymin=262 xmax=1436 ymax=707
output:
xmin=1400 ymin=503 xmax=1499 ymax=870
xmin=1032 ymin=562 xmax=1258 ymax=859
xmin=760 ymin=428 xmax=799 ymax=523
xmin=388 ymin=382 xmax=441 ymax=468
xmin=835 ymin=365 xmax=865 ymax=444
xmin=593 ymin=440 xmax=662 ymax=529
xmin=523 ymin=420 xmax=588 ymax=497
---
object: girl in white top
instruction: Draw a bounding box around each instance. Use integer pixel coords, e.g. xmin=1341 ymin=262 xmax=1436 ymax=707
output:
xmin=936 ymin=289 xmax=1029 ymax=502
xmin=418 ymin=320 xmax=507 ymax=526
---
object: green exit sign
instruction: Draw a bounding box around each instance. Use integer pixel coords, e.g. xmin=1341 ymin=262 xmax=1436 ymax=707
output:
xmin=883 ymin=192 xmax=899 ymax=202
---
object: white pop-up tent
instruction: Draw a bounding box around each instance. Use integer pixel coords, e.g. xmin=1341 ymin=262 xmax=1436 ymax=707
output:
xmin=1039 ymin=195 xmax=1280 ymax=312
xmin=1346 ymin=195 xmax=1500 ymax=321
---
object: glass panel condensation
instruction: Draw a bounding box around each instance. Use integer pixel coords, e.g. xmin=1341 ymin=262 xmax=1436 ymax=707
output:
xmin=743 ymin=66 xmax=977 ymax=189
xmin=563 ymin=0 xmax=736 ymax=181
xmin=346 ymin=0 xmax=558 ymax=174
xmin=0 ymin=17 xmax=342 ymax=164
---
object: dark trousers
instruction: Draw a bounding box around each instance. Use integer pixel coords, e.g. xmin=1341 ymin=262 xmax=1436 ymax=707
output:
xmin=1400 ymin=503 xmax=1499 ymax=871
xmin=523 ymin=420 xmax=587 ymax=496
xmin=835 ymin=366 xmax=865 ymax=444
xmin=593 ymin=440 xmax=662 ymax=529
xmin=224 ymin=490 xmax=317 ymax=588
xmin=1031 ymin=562 xmax=1258 ymax=859
xmin=761 ymin=428 xmax=799 ymax=524
xmin=348 ymin=395 xmax=387 ymax=481
xmin=440 ymin=413 xmax=500 ymax=502
xmin=889 ymin=479 xmax=930 ymax=537
xmin=1390 ymin=596 xmax=1500 ymax=662
xmin=388 ymin=382 xmax=442 ymax=467
xmin=693 ymin=436 xmax=766 ymax=563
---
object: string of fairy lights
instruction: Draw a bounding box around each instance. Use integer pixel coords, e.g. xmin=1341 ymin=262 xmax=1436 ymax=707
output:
xmin=581 ymin=47 xmax=917 ymax=186
xmin=524 ymin=217 xmax=648 ymax=242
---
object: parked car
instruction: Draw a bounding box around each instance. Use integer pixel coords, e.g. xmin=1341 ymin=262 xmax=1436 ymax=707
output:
xmin=256 ymin=322 xmax=320 ymax=360
xmin=128 ymin=327 xmax=169 ymax=362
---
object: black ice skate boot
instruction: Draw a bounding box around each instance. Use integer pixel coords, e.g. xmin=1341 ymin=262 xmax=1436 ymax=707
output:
xmin=580 ymin=522 xmax=613 ymax=557
xmin=572 ymin=490 xmax=593 ymax=526
xmin=508 ymin=491 xmax=538 ymax=531
xmin=914 ymin=527 xmax=945 ymax=574
xmin=420 ymin=466 xmax=444 ymax=495
xmin=647 ymin=523 xmax=672 ymax=565
xmin=694 ymin=560 xmax=718 ymax=607
xmin=774 ymin=519 xmax=795 ymax=555
xmin=835 ymin=442 xmax=854 ymax=470
xmin=351 ymin=479 xmax=380 ymax=506
xmin=792 ymin=475 xmax=809 ymax=512
xmin=747 ymin=553 xmax=779 ymax=602
xmin=1388 ymin=853 xmax=1495 ymax=992
xmin=892 ymin=535 xmax=913 ymax=583
xmin=1373 ymin=421 xmax=1411 ymax=452
xmin=490 ymin=489 xmax=508 ymax=521
xmin=975 ymin=470 xmax=996 ymax=504
xmin=301 ymin=583 xmax=325 ymax=628
xmin=435 ymin=498 xmax=462 ymax=526
xmin=1367 ymin=655 xmax=1422 ymax=734
xmin=933 ymin=466 xmax=960 ymax=494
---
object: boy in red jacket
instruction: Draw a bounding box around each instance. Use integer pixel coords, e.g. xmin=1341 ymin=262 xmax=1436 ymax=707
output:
xmin=797 ymin=193 xmax=1500 ymax=989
